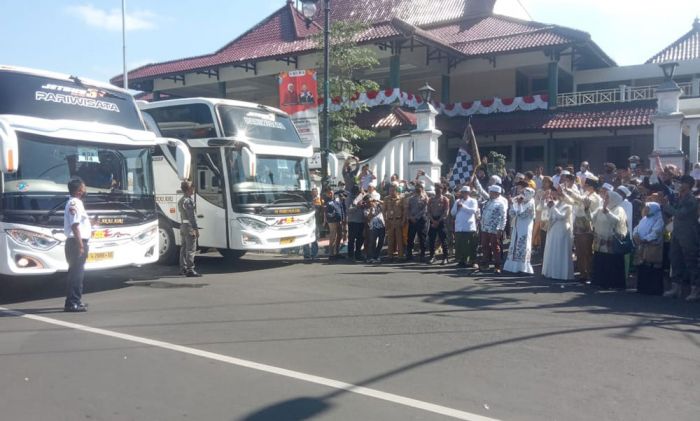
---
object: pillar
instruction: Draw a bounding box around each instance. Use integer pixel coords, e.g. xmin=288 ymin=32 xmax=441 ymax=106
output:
xmin=651 ymin=77 xmax=684 ymax=170
xmin=408 ymin=102 xmax=442 ymax=181
xmin=219 ymin=81 xmax=227 ymax=99
xmin=389 ymin=54 xmax=401 ymax=89
xmin=441 ymin=75 xmax=450 ymax=104
xmin=690 ymin=124 xmax=700 ymax=165
xmin=548 ymin=61 xmax=559 ymax=110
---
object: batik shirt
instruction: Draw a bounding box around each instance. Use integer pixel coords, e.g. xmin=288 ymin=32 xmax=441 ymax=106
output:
xmin=480 ymin=198 xmax=507 ymax=234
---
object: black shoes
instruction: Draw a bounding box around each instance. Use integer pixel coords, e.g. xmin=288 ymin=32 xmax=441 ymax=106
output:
xmin=185 ymin=271 xmax=202 ymax=277
xmin=64 ymin=303 xmax=88 ymax=312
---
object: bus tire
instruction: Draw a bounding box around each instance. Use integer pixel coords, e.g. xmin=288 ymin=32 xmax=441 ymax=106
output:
xmin=158 ymin=219 xmax=179 ymax=265
xmin=218 ymin=249 xmax=246 ymax=261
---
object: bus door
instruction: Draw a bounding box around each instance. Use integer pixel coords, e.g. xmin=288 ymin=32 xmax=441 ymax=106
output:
xmin=193 ymin=148 xmax=228 ymax=249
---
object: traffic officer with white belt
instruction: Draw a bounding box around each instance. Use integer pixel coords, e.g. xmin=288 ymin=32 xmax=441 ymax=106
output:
xmin=178 ymin=180 xmax=201 ymax=277
xmin=63 ymin=178 xmax=91 ymax=312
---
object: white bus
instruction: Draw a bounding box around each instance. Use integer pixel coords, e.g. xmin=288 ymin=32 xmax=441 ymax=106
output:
xmin=139 ymin=98 xmax=316 ymax=263
xmin=0 ymin=65 xmax=189 ymax=276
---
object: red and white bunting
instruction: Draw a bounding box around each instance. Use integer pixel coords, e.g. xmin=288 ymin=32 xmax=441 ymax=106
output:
xmin=320 ymin=88 xmax=549 ymax=116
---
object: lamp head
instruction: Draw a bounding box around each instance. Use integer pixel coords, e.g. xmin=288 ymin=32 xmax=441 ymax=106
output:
xmin=418 ymin=83 xmax=436 ymax=103
xmin=300 ymin=0 xmax=318 ymax=20
xmin=659 ymin=61 xmax=679 ymax=82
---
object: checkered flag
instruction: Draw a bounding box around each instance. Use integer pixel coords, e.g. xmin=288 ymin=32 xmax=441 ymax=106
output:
xmin=449 ymin=123 xmax=481 ymax=189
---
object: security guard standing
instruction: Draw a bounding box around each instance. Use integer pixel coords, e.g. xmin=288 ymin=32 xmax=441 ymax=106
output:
xmin=384 ymin=183 xmax=405 ymax=261
xmin=178 ymin=180 xmax=202 ymax=277
xmin=64 ymin=178 xmax=91 ymax=312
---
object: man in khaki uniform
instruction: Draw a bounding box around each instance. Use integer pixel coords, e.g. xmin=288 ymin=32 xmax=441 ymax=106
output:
xmin=384 ymin=183 xmax=405 ymax=260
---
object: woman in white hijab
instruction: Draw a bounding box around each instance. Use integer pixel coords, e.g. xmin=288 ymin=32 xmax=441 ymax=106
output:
xmin=590 ymin=191 xmax=629 ymax=289
xmin=504 ymin=187 xmax=536 ymax=274
xmin=542 ymin=188 xmax=575 ymax=280
xmin=633 ymin=202 xmax=665 ymax=294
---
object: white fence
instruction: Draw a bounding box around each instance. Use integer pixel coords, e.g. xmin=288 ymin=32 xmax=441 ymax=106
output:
xmin=557 ymin=82 xmax=695 ymax=108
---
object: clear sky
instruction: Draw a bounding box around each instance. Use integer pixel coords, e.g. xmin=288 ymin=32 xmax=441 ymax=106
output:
xmin=1 ymin=0 xmax=699 ymax=85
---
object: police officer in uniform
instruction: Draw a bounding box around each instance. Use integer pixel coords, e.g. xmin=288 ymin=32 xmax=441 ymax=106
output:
xmin=64 ymin=178 xmax=91 ymax=312
xmin=178 ymin=180 xmax=201 ymax=277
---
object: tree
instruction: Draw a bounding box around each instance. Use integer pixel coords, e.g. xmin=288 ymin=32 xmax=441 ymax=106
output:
xmin=314 ymin=21 xmax=380 ymax=153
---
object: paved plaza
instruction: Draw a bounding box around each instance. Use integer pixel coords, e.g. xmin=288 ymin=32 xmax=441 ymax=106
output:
xmin=1 ymin=254 xmax=698 ymax=421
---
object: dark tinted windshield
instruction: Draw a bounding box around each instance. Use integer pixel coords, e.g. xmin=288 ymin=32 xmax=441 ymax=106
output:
xmin=217 ymin=105 xmax=302 ymax=144
xmin=4 ymin=132 xmax=154 ymax=196
xmin=0 ymin=70 xmax=144 ymax=130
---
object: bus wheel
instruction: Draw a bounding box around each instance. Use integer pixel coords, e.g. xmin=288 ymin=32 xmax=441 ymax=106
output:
xmin=158 ymin=219 xmax=179 ymax=265
xmin=218 ymin=249 xmax=246 ymax=261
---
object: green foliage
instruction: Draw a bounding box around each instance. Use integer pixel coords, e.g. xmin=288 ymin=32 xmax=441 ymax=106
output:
xmin=314 ymin=20 xmax=380 ymax=153
xmin=485 ymin=151 xmax=507 ymax=177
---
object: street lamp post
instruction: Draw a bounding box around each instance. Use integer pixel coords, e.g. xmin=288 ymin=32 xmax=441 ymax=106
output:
xmin=301 ymin=0 xmax=331 ymax=188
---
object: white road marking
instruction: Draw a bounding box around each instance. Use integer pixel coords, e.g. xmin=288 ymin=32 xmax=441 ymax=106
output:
xmin=1 ymin=306 xmax=500 ymax=421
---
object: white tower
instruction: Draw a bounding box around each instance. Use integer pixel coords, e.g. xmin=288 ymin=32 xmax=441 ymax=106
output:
xmin=408 ymin=83 xmax=443 ymax=181
xmin=651 ymin=62 xmax=685 ymax=170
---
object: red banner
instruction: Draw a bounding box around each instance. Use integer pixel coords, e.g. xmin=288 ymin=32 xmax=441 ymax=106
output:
xmin=279 ymin=70 xmax=320 ymax=150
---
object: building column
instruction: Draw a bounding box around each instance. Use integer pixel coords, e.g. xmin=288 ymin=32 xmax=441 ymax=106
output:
xmin=690 ymin=124 xmax=700 ymax=165
xmin=152 ymin=91 xmax=161 ymax=101
xmin=548 ymin=61 xmax=559 ymax=109
xmin=389 ymin=54 xmax=401 ymax=89
xmin=218 ymin=81 xmax=227 ymax=99
xmin=441 ymin=75 xmax=450 ymax=104
xmin=692 ymin=77 xmax=700 ymax=97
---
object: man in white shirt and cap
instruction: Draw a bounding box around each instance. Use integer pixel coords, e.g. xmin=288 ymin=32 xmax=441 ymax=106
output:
xmin=576 ymin=161 xmax=594 ymax=186
xmin=63 ymin=178 xmax=92 ymax=312
xmin=452 ymin=186 xmax=479 ymax=268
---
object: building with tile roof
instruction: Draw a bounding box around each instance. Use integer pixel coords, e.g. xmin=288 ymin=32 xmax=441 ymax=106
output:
xmin=117 ymin=1 xmax=700 ymax=174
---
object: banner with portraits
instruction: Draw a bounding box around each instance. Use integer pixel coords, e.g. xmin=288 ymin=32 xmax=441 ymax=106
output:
xmin=278 ymin=70 xmax=320 ymax=151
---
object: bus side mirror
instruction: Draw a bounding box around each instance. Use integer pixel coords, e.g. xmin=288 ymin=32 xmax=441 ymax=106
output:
xmin=175 ymin=141 xmax=191 ymax=180
xmin=241 ymin=147 xmax=256 ymax=179
xmin=0 ymin=120 xmax=18 ymax=174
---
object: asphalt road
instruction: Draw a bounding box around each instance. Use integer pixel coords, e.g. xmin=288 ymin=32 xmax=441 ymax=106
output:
xmin=1 ymin=253 xmax=699 ymax=421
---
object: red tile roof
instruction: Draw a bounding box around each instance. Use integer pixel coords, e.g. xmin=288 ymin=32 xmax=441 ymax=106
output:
xmin=436 ymin=101 xmax=656 ymax=135
xmin=111 ymin=0 xmax=612 ymax=86
xmin=647 ymin=18 xmax=700 ymax=64
xmin=356 ymin=106 xmax=417 ymax=129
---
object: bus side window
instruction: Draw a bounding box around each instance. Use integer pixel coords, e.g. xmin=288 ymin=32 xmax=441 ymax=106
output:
xmin=194 ymin=149 xmax=225 ymax=208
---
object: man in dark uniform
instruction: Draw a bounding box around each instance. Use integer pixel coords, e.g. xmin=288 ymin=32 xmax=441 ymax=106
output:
xmin=178 ymin=180 xmax=201 ymax=277
xmin=663 ymin=175 xmax=699 ymax=300
xmin=64 ymin=178 xmax=91 ymax=312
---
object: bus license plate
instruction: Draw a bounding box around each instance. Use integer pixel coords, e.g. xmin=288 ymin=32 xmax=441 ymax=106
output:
xmin=87 ymin=251 xmax=114 ymax=263
xmin=280 ymin=237 xmax=295 ymax=245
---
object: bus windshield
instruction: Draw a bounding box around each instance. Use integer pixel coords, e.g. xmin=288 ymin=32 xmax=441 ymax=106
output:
xmin=217 ymin=105 xmax=302 ymax=144
xmin=4 ymin=132 xmax=154 ymax=197
xmin=0 ymin=70 xmax=144 ymax=130
xmin=226 ymin=151 xmax=311 ymax=206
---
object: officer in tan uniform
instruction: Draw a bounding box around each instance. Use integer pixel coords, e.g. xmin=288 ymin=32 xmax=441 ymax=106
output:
xmin=384 ymin=183 xmax=405 ymax=261
xmin=178 ymin=180 xmax=201 ymax=277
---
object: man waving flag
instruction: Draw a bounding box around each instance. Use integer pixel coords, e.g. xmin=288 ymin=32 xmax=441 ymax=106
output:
xmin=449 ymin=121 xmax=481 ymax=189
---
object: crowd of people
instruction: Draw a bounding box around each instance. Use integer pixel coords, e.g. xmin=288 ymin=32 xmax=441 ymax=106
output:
xmin=303 ymin=156 xmax=700 ymax=302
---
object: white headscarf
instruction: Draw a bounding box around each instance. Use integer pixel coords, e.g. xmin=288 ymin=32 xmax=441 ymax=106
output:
xmin=635 ymin=202 xmax=662 ymax=240
xmin=522 ymin=187 xmax=535 ymax=202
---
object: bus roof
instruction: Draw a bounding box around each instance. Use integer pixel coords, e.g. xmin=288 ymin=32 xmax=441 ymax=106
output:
xmin=139 ymin=97 xmax=289 ymax=116
xmin=0 ymin=65 xmax=131 ymax=95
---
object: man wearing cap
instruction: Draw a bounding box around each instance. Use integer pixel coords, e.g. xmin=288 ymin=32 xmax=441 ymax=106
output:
xmin=479 ymin=185 xmax=507 ymax=273
xmin=384 ymin=183 xmax=405 ymax=261
xmin=452 ymin=186 xmax=479 ymax=268
xmin=405 ymin=183 xmax=429 ymax=262
xmin=662 ymin=175 xmax=700 ymax=301
xmin=576 ymin=161 xmax=594 ymax=186
xmin=324 ymin=188 xmax=344 ymax=260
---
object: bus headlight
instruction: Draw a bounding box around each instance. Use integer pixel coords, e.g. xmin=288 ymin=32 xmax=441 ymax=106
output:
xmin=133 ymin=226 xmax=158 ymax=244
xmin=6 ymin=229 xmax=60 ymax=251
xmin=237 ymin=217 xmax=268 ymax=232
